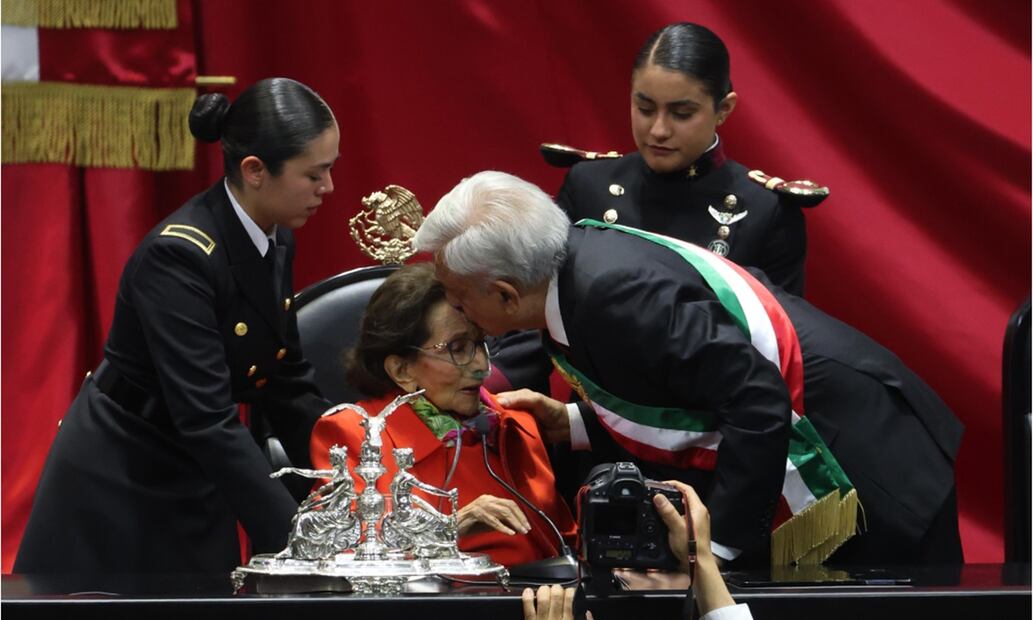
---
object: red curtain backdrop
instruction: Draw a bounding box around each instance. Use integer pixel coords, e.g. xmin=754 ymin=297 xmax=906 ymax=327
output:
xmin=2 ymin=0 xmax=1029 ymax=571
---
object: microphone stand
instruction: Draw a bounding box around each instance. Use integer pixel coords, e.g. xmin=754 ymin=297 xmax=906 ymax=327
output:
xmin=474 ymin=414 xmax=578 ymax=582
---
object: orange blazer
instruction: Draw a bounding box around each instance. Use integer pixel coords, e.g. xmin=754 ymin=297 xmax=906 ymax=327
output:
xmin=311 ymin=391 xmax=576 ymax=566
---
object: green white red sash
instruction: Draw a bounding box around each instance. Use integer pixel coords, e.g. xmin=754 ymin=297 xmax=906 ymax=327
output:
xmin=549 ymin=220 xmax=858 ymax=564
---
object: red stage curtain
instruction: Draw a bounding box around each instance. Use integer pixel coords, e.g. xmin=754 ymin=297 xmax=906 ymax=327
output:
xmin=2 ymin=0 xmax=1029 ymax=571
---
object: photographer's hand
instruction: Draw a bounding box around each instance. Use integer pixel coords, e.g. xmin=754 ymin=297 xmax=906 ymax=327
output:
xmin=656 ymin=481 xmax=736 ymax=616
xmin=495 ymin=389 xmax=570 ymax=443
xmin=521 ymin=584 xmax=577 ymax=620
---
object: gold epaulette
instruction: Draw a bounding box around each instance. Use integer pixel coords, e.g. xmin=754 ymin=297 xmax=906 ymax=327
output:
xmin=539 ymin=143 xmax=621 ymax=168
xmin=159 ymin=224 xmax=216 ymax=255
xmin=747 ymin=170 xmax=830 ymax=208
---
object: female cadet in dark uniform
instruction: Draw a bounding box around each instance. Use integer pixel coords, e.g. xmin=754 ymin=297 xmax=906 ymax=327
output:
xmin=14 ymin=78 xmax=338 ymax=574
xmin=555 ymin=21 xmax=824 ymax=296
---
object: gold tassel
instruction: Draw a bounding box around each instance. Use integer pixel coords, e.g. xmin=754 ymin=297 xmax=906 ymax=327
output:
xmin=770 ymin=488 xmax=859 ymax=565
xmin=1 ymin=0 xmax=177 ymax=29
xmin=2 ymin=81 xmax=195 ymax=171
xmin=796 ymin=488 xmax=860 ymax=564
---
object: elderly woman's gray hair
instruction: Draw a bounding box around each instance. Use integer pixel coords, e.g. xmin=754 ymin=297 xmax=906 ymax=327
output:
xmin=413 ymin=171 xmax=570 ymax=289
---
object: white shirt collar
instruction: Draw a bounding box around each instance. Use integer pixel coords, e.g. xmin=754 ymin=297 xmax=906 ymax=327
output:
xmin=224 ymin=178 xmax=277 ymax=257
xmin=544 ymin=272 xmax=569 ymax=346
xmin=705 ymin=134 xmax=720 ymax=154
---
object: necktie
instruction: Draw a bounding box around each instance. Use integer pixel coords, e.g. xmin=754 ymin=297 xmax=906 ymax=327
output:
xmin=266 ymin=239 xmax=286 ymax=304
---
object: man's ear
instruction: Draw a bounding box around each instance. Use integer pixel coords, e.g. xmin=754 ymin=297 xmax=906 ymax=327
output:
xmin=492 ymin=280 xmax=522 ymax=314
xmin=383 ymin=354 xmax=417 ymax=391
xmin=240 ymin=155 xmax=266 ymax=189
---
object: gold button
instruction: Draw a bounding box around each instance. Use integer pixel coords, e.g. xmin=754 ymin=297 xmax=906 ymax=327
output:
xmin=247 ymin=365 xmax=257 ymax=377
xmin=608 ymin=184 xmax=624 ymax=197
xmin=57 ymin=419 xmax=62 ymax=427
xmin=283 ymin=298 xmax=292 ymax=311
xmin=717 ymin=225 xmax=730 ymax=239
xmin=723 ymin=194 xmax=738 ymax=209
xmin=234 ymin=322 xmax=248 ymax=336
xmin=85 ymin=370 xmax=92 ymax=379
xmin=276 ymin=348 xmax=287 ymax=360
xmin=255 ymin=378 xmax=268 ymax=389
xmin=603 ymin=209 xmax=618 ymax=224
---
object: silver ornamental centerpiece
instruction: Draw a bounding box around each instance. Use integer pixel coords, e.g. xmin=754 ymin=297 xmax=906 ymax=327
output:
xmin=232 ymin=391 xmax=509 ymax=595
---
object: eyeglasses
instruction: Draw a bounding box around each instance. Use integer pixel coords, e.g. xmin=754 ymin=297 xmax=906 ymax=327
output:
xmin=409 ymin=337 xmax=491 ymax=367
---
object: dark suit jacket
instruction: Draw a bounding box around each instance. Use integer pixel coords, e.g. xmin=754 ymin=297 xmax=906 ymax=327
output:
xmin=15 ymin=181 xmax=330 ymax=574
xmin=764 ymin=277 xmax=963 ymax=550
xmin=553 ymin=226 xmax=962 ymax=559
xmin=554 ymin=226 xmax=792 ymax=555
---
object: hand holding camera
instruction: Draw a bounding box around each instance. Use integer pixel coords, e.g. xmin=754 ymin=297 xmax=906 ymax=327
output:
xmin=577 ymin=462 xmax=688 ymax=570
xmin=653 ymin=479 xmax=737 ymax=615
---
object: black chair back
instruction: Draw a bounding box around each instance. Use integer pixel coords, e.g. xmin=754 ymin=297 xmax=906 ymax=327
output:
xmin=294 ymin=264 xmax=400 ymax=404
xmin=1003 ymin=297 xmax=1031 ymax=562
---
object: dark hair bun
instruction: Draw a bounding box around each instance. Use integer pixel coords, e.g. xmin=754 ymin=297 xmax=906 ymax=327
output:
xmin=189 ymin=93 xmax=230 ymax=143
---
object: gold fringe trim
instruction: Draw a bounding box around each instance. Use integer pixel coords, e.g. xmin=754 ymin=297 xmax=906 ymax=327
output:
xmin=1 ymin=0 xmax=177 ymax=29
xmin=2 ymin=81 xmax=195 ymax=171
xmin=771 ymin=488 xmax=859 ymax=566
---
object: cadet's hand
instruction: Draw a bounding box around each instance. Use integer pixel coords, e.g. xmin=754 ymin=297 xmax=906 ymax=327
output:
xmin=496 ymin=389 xmax=570 ymax=443
xmin=522 ymin=585 xmax=577 ymax=620
xmin=457 ymin=494 xmax=530 ymax=536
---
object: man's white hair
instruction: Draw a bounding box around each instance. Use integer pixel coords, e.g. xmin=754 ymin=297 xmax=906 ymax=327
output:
xmin=414 ymin=171 xmax=570 ymax=288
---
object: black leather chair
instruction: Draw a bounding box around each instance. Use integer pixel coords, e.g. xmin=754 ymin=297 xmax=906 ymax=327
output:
xmin=293 ymin=264 xmax=400 ymax=404
xmin=1003 ymin=297 xmax=1031 ymax=562
xmin=253 ymin=264 xmax=399 ymax=499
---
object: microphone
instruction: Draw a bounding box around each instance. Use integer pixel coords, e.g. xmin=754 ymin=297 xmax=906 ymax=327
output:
xmin=471 ymin=413 xmax=578 ymax=582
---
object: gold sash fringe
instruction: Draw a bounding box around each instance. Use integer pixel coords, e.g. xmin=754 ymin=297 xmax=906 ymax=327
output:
xmin=771 ymin=488 xmax=859 ymax=565
xmin=1 ymin=0 xmax=177 ymax=28
xmin=2 ymin=81 xmax=195 ymax=170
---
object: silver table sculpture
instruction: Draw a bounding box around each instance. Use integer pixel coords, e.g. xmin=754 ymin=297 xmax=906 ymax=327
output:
xmin=232 ymin=390 xmax=509 ymax=594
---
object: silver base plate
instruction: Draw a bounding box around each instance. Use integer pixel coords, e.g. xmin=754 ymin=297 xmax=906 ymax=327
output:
xmin=233 ymin=551 xmax=509 ymax=595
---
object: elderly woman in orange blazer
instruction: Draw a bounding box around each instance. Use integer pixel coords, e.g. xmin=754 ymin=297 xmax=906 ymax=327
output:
xmin=311 ymin=263 xmax=574 ymax=566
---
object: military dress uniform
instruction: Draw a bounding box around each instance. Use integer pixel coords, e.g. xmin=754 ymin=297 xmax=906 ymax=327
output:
xmin=14 ymin=181 xmax=331 ymax=574
xmin=549 ymin=138 xmax=825 ymax=296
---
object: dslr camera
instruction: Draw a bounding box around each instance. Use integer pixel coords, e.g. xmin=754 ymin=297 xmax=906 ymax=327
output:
xmin=578 ymin=462 xmax=686 ymax=569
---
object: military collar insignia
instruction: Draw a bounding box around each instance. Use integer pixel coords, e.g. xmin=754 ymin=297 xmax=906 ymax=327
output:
xmin=708 ymin=205 xmax=748 ymax=225
xmin=683 ymin=139 xmax=727 ymax=179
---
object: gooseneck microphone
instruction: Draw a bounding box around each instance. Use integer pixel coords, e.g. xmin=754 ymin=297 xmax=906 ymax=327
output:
xmin=471 ymin=413 xmax=577 ymax=582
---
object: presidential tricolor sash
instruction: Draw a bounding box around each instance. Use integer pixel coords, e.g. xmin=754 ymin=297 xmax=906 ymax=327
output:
xmin=549 ymin=219 xmax=858 ymax=565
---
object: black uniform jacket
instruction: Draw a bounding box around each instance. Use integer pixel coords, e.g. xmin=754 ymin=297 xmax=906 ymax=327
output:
xmin=553 ymin=226 xmax=962 ymax=558
xmin=558 ymin=145 xmax=807 ymax=295
xmin=15 ymin=181 xmax=330 ymax=574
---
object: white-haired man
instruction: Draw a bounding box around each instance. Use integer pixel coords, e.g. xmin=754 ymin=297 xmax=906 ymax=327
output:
xmin=414 ymin=170 xmax=962 ymax=567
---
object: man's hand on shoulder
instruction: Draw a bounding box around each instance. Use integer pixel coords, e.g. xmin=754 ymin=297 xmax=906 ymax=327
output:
xmin=496 ymin=389 xmax=571 ymax=443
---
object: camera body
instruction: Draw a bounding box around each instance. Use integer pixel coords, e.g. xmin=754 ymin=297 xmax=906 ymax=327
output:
xmin=578 ymin=462 xmax=685 ymax=569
